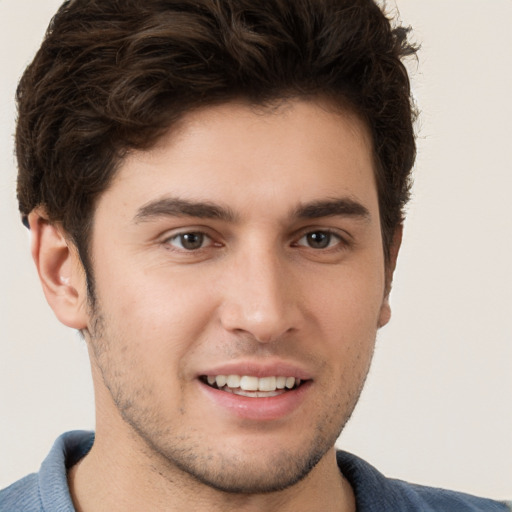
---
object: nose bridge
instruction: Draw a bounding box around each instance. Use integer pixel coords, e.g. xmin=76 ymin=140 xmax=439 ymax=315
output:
xmin=220 ymin=238 xmax=298 ymax=343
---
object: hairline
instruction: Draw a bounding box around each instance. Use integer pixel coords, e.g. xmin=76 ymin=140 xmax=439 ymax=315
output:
xmin=68 ymin=95 xmax=393 ymax=309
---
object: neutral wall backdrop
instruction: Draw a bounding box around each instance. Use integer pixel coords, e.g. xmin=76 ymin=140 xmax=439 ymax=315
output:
xmin=1 ymin=0 xmax=511 ymax=500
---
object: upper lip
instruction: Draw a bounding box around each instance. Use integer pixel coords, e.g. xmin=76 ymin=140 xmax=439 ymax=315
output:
xmin=197 ymin=360 xmax=313 ymax=380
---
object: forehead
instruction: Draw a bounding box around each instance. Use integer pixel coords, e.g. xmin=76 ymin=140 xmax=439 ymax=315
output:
xmin=98 ymin=99 xmax=378 ymax=223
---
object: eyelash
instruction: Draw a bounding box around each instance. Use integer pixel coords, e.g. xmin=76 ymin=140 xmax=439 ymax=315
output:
xmin=164 ymin=231 xmax=216 ymax=251
xmin=293 ymin=229 xmax=346 ymax=251
xmin=163 ymin=228 xmax=348 ymax=253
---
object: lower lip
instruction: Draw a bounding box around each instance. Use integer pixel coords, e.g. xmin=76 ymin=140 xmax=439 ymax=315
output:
xmin=199 ymin=380 xmax=312 ymax=421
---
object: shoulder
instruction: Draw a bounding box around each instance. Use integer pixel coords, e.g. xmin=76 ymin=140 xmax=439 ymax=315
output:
xmin=0 ymin=473 xmax=41 ymax=512
xmin=337 ymin=450 xmax=511 ymax=512
xmin=0 ymin=431 xmax=94 ymax=512
xmin=390 ymin=478 xmax=511 ymax=512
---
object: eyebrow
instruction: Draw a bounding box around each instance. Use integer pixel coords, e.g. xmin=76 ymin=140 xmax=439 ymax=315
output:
xmin=134 ymin=197 xmax=237 ymax=223
xmin=134 ymin=196 xmax=371 ymax=224
xmin=293 ymin=198 xmax=371 ymax=222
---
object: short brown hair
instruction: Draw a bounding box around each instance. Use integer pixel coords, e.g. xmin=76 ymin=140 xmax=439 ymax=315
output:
xmin=16 ymin=0 xmax=417 ymax=289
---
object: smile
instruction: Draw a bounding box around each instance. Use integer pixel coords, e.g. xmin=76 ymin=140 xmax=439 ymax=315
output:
xmin=201 ymin=375 xmax=303 ymax=397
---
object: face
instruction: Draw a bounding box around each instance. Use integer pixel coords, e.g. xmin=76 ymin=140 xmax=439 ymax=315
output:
xmin=84 ymin=100 xmax=392 ymax=493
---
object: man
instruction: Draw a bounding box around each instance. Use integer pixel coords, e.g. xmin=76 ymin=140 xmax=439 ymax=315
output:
xmin=1 ymin=0 xmax=510 ymax=511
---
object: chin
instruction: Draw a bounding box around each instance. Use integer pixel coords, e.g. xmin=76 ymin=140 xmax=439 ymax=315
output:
xmin=167 ymin=443 xmax=329 ymax=494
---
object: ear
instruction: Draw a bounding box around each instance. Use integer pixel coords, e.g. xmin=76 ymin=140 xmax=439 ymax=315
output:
xmin=378 ymin=225 xmax=403 ymax=328
xmin=28 ymin=209 xmax=89 ymax=330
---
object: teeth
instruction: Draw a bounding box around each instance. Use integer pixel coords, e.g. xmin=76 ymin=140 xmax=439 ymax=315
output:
xmin=240 ymin=375 xmax=258 ymax=391
xmin=206 ymin=375 xmax=301 ymax=392
xmin=226 ymin=375 xmax=241 ymax=388
xmin=258 ymin=376 xmax=276 ymax=391
xmin=224 ymin=388 xmax=282 ymax=398
xmin=216 ymin=375 xmax=227 ymax=387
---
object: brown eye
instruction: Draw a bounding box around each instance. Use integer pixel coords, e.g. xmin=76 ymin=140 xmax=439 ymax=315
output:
xmin=168 ymin=232 xmax=208 ymax=250
xmin=297 ymin=231 xmax=341 ymax=249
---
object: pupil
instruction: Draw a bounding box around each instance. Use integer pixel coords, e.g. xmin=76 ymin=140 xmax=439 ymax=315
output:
xmin=308 ymin=232 xmax=330 ymax=249
xmin=181 ymin=233 xmax=203 ymax=250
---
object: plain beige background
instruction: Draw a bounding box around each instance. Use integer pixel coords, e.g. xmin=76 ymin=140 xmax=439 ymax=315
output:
xmin=1 ymin=0 xmax=511 ymax=500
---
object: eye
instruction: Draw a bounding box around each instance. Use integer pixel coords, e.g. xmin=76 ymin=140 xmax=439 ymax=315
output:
xmin=166 ymin=232 xmax=211 ymax=251
xmin=296 ymin=230 xmax=342 ymax=249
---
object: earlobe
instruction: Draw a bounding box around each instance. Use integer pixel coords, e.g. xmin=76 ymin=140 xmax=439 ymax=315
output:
xmin=378 ymin=225 xmax=403 ymax=328
xmin=28 ymin=210 xmax=89 ymax=330
xmin=377 ymin=300 xmax=391 ymax=328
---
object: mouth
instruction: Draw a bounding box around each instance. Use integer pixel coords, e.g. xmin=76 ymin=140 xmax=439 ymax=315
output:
xmin=199 ymin=374 xmax=305 ymax=398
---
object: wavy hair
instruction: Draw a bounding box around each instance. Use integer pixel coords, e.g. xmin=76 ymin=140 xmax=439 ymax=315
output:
xmin=16 ymin=0 xmax=417 ymax=288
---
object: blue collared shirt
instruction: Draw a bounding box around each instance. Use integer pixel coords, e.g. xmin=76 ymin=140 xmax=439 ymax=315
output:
xmin=1 ymin=431 xmax=510 ymax=511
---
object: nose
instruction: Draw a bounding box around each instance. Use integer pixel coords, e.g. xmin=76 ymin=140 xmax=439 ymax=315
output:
xmin=219 ymin=245 xmax=301 ymax=344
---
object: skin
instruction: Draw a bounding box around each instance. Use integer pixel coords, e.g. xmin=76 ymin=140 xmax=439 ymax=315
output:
xmin=30 ymin=99 xmax=400 ymax=512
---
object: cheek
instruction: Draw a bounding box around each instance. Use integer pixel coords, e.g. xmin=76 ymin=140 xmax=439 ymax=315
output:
xmin=309 ymin=263 xmax=385 ymax=363
xmin=314 ymin=263 xmax=385 ymax=326
xmin=94 ymin=262 xmax=220 ymax=367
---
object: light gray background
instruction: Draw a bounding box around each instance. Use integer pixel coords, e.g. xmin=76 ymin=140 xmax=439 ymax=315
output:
xmin=1 ymin=0 xmax=511 ymax=499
